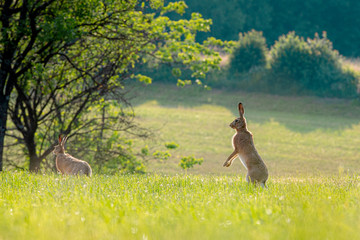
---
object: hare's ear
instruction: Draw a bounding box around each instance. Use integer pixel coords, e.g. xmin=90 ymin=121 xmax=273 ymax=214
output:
xmin=238 ymin=102 xmax=245 ymax=116
xmin=61 ymin=135 xmax=68 ymax=146
xmin=58 ymin=134 xmax=63 ymax=144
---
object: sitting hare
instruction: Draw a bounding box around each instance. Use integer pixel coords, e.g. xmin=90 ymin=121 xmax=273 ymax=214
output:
xmin=223 ymin=103 xmax=268 ymax=187
xmin=53 ymin=135 xmax=92 ymax=176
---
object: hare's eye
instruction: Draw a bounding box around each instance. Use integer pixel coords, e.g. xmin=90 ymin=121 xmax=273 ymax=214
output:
xmin=235 ymin=119 xmax=239 ymax=122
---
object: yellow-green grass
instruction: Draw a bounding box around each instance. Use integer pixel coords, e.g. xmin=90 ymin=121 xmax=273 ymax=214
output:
xmin=129 ymin=83 xmax=360 ymax=176
xmin=2 ymin=84 xmax=360 ymax=240
xmin=1 ymin=172 xmax=360 ymax=240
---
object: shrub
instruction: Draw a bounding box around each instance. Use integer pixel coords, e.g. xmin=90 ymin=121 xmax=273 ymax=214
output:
xmin=179 ymin=155 xmax=203 ymax=173
xmin=270 ymin=32 xmax=359 ymax=98
xmin=228 ymin=30 xmax=268 ymax=74
xmin=270 ymin=32 xmax=312 ymax=84
xmin=138 ymin=61 xmax=194 ymax=84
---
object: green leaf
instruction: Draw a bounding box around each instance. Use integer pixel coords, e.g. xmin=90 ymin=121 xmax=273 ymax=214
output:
xmin=136 ymin=74 xmax=153 ymax=84
xmin=165 ymin=142 xmax=179 ymax=149
xmin=172 ymin=68 xmax=182 ymax=77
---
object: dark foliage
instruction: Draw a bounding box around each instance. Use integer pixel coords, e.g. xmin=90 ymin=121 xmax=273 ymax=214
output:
xmin=228 ymin=30 xmax=268 ymax=74
xmin=167 ymin=0 xmax=360 ymax=57
xmin=270 ymin=32 xmax=359 ymax=98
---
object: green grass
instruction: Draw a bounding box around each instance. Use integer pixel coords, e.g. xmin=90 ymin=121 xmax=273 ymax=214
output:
xmin=1 ymin=172 xmax=360 ymax=240
xmin=2 ymin=84 xmax=360 ymax=239
xmin=129 ymin=83 xmax=360 ymax=176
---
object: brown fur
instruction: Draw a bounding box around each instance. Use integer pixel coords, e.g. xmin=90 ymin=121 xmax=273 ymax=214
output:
xmin=223 ymin=103 xmax=268 ymax=187
xmin=53 ymin=135 xmax=92 ymax=176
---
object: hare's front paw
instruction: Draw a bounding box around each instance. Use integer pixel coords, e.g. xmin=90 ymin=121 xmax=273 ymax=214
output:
xmin=223 ymin=161 xmax=232 ymax=167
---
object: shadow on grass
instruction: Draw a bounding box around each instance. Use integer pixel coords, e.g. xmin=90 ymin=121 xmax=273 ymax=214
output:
xmin=126 ymin=82 xmax=360 ymax=133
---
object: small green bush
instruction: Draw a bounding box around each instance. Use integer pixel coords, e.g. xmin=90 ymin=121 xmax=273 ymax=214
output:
xmin=270 ymin=32 xmax=312 ymax=83
xmin=270 ymin=32 xmax=359 ymax=98
xmin=228 ymin=30 xmax=268 ymax=74
xmin=179 ymin=155 xmax=203 ymax=173
xmin=138 ymin=62 xmax=194 ymax=84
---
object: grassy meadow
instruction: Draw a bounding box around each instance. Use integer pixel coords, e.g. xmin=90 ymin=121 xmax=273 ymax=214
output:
xmin=2 ymin=83 xmax=360 ymax=239
xmin=130 ymin=83 xmax=360 ymax=176
xmin=1 ymin=172 xmax=360 ymax=240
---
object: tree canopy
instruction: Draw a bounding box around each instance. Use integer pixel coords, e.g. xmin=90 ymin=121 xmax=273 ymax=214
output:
xmin=0 ymin=0 xmax=230 ymax=172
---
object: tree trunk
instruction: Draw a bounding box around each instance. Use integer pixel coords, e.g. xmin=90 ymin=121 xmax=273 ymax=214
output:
xmin=29 ymin=154 xmax=41 ymax=173
xmin=0 ymin=95 xmax=9 ymax=171
xmin=27 ymin=137 xmax=41 ymax=173
xmin=0 ymin=0 xmax=18 ymax=171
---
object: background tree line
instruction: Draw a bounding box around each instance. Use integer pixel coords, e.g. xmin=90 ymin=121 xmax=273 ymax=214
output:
xmin=168 ymin=0 xmax=360 ymax=57
xmin=144 ymin=30 xmax=360 ymax=98
xmin=143 ymin=0 xmax=360 ymax=98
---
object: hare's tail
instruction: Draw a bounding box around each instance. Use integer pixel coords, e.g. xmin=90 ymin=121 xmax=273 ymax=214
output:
xmin=87 ymin=168 xmax=92 ymax=177
xmin=86 ymin=164 xmax=92 ymax=177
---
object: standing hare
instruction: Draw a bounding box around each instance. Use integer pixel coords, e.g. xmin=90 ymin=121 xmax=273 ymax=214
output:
xmin=223 ymin=103 xmax=268 ymax=187
xmin=53 ymin=135 xmax=92 ymax=176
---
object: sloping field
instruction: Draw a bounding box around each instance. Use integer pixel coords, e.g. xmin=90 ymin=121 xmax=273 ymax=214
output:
xmin=130 ymin=83 xmax=360 ymax=176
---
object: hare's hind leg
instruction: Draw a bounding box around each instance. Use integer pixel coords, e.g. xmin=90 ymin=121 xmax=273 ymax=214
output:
xmin=246 ymin=175 xmax=259 ymax=186
xmin=246 ymin=175 xmax=255 ymax=184
xmin=223 ymin=151 xmax=238 ymax=167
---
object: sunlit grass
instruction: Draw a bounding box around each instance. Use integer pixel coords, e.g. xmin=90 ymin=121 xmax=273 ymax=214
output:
xmin=1 ymin=172 xmax=360 ymax=240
